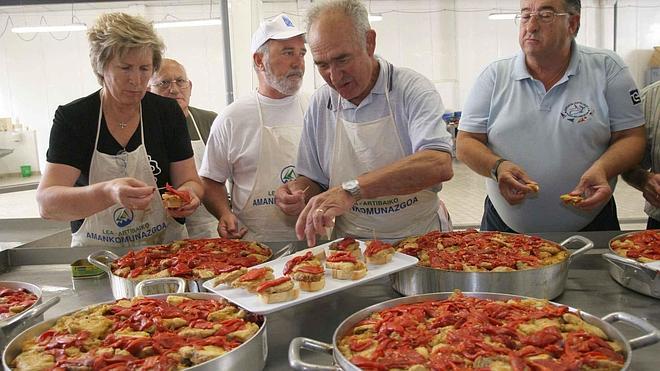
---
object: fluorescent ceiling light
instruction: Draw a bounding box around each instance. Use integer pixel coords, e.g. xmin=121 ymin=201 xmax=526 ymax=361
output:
xmin=368 ymin=14 xmax=383 ymax=22
xmin=154 ymin=19 xmax=222 ymax=29
xmin=488 ymin=13 xmax=517 ymax=20
xmin=11 ymin=24 xmax=87 ymax=33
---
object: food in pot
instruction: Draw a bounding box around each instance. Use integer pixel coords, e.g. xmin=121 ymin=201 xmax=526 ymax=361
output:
xmin=338 ymin=291 xmax=625 ymax=370
xmin=0 ymin=286 xmax=38 ymax=321
xmin=111 ymin=238 xmax=272 ymax=280
xmin=326 ymin=251 xmax=368 ymax=280
xmin=395 ymin=230 xmax=568 ymax=271
xmin=611 ymin=230 xmax=660 ymax=263
xmin=284 ymin=251 xmax=325 ymax=292
xmin=364 ymin=240 xmax=395 ymax=265
xmin=11 ymin=295 xmax=262 ymax=371
xmin=256 ymin=276 xmax=299 ymax=304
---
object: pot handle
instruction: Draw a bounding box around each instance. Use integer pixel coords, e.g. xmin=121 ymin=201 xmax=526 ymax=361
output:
xmin=289 ymin=337 xmax=341 ymax=371
xmin=560 ymin=235 xmax=594 ymax=265
xmin=87 ymin=250 xmax=120 ymax=274
xmin=602 ymin=253 xmax=656 ymax=279
xmin=7 ymin=296 xmax=60 ymax=324
xmin=602 ymin=312 xmax=660 ymax=350
xmin=134 ymin=277 xmax=186 ymax=296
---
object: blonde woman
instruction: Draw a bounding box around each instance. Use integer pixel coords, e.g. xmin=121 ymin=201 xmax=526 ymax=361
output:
xmin=37 ymin=13 xmax=203 ymax=247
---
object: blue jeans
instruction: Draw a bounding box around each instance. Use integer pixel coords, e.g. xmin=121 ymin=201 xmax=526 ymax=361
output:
xmin=481 ymin=196 xmax=620 ymax=233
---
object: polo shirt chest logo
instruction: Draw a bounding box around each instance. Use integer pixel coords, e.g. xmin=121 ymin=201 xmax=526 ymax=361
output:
xmin=560 ymin=101 xmax=593 ymax=124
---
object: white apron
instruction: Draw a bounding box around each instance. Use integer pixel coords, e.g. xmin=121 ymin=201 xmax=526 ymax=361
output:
xmin=329 ymin=69 xmax=449 ymax=241
xmin=237 ymin=93 xmax=305 ymax=242
xmin=71 ymin=92 xmax=187 ymax=247
xmin=185 ymin=112 xmax=220 ymax=239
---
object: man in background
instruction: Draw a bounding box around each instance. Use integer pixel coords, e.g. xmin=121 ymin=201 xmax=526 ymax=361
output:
xmin=150 ymin=58 xmax=219 ymax=238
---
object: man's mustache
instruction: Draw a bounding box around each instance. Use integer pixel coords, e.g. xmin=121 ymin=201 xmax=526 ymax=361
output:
xmin=286 ymin=70 xmax=304 ymax=78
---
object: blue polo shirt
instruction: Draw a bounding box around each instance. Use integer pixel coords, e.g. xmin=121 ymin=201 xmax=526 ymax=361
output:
xmin=459 ymin=41 xmax=644 ymax=232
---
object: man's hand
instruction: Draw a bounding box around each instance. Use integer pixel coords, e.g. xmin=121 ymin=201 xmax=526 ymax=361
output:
xmin=295 ymin=186 xmax=355 ymax=247
xmin=568 ymin=166 xmax=612 ymax=210
xmin=218 ymin=212 xmax=248 ymax=239
xmin=275 ymin=181 xmax=307 ymax=216
xmin=496 ymin=161 xmax=539 ymax=205
xmin=107 ymin=177 xmax=155 ymax=211
xmin=641 ymin=172 xmax=660 ymax=208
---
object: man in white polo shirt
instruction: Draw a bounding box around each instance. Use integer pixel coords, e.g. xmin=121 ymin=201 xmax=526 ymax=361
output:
xmin=199 ymin=14 xmax=307 ymax=241
xmin=457 ymin=0 xmax=645 ymax=233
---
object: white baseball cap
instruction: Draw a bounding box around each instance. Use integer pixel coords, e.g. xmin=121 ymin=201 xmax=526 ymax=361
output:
xmin=251 ymin=14 xmax=305 ymax=54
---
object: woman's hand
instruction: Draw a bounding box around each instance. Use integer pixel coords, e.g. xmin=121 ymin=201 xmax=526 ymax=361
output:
xmin=106 ymin=177 xmax=155 ymax=210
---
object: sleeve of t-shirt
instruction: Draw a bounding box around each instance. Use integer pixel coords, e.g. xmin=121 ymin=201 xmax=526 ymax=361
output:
xmin=605 ymin=61 xmax=645 ymax=132
xmin=640 ymin=83 xmax=660 ymax=170
xmin=295 ymin=96 xmax=330 ymax=188
xmin=199 ymin=114 xmax=231 ymax=183
xmin=46 ymin=102 xmax=92 ymax=171
xmin=162 ymin=99 xmax=193 ymax=162
xmin=458 ymin=65 xmax=496 ymax=134
xmin=402 ymin=74 xmax=453 ymax=153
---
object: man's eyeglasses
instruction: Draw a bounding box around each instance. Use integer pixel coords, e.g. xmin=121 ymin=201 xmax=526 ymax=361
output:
xmin=151 ymin=78 xmax=190 ymax=90
xmin=515 ymin=10 xmax=571 ymax=25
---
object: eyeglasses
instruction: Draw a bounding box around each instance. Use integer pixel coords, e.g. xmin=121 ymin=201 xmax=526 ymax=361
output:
xmin=515 ymin=10 xmax=571 ymax=25
xmin=151 ymin=78 xmax=190 ymax=90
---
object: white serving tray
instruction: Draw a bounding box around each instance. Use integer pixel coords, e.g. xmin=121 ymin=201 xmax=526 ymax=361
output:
xmin=202 ymin=238 xmax=418 ymax=314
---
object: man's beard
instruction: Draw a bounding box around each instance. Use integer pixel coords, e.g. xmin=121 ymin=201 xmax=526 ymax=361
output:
xmin=264 ymin=59 xmax=303 ymax=96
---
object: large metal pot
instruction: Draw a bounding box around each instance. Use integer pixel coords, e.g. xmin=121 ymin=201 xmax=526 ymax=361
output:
xmin=391 ymin=235 xmax=593 ymax=299
xmin=88 ymin=242 xmax=292 ymax=299
xmin=289 ymin=292 xmax=660 ymax=371
xmin=0 ymin=281 xmax=59 ymax=350
xmin=3 ymin=277 xmax=267 ymax=371
xmin=603 ymin=231 xmax=660 ymax=299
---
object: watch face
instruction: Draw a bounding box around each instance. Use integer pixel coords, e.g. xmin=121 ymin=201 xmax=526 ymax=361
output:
xmin=343 ymin=180 xmax=358 ymax=189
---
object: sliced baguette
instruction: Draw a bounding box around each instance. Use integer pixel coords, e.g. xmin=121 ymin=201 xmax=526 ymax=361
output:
xmin=331 ymin=267 xmax=367 ymax=280
xmin=258 ymin=287 xmax=300 ymax=304
xmin=297 ymin=276 xmax=325 ymax=292
xmin=162 ymin=194 xmax=185 ymax=209
xmin=365 ymin=249 xmax=394 ymax=265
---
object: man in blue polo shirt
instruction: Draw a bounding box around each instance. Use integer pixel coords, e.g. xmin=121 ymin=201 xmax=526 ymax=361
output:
xmin=457 ymin=0 xmax=645 ymax=233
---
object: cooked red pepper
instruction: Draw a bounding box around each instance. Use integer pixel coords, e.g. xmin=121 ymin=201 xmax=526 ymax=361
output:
xmin=164 ymin=183 xmax=192 ymax=203
xmin=255 ymin=276 xmax=291 ymax=293
xmin=283 ymin=251 xmax=315 ymax=275
xmin=327 ymin=251 xmax=357 ymax=263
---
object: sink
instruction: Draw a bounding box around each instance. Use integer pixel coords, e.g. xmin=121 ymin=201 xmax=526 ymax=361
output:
xmin=0 ymin=148 xmax=13 ymax=159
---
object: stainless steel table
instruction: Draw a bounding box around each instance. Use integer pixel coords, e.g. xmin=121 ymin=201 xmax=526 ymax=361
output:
xmin=0 ymin=231 xmax=658 ymax=370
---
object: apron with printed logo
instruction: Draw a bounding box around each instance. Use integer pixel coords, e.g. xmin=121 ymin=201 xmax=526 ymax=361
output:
xmin=237 ymin=93 xmax=306 ymax=242
xmin=185 ymin=112 xmax=220 ymax=238
xmin=329 ymin=65 xmax=449 ymax=241
xmin=71 ymin=91 xmax=187 ymax=247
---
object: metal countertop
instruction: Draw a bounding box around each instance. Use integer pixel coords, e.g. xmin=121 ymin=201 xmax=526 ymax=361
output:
xmin=0 ymin=231 xmax=659 ymax=370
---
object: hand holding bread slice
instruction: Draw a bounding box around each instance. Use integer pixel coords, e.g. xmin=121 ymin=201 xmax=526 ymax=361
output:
xmin=161 ymin=183 xmax=192 ymax=209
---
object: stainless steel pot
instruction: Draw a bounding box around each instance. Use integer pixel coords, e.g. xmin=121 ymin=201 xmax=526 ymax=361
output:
xmin=289 ymin=292 xmax=660 ymax=371
xmin=88 ymin=242 xmax=292 ymax=299
xmin=391 ymin=235 xmax=593 ymax=299
xmin=3 ymin=277 xmax=267 ymax=371
xmin=603 ymin=231 xmax=660 ymax=299
xmin=0 ymin=281 xmax=59 ymax=350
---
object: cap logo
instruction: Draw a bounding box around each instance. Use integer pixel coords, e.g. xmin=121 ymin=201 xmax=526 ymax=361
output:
xmin=282 ymin=15 xmax=294 ymax=27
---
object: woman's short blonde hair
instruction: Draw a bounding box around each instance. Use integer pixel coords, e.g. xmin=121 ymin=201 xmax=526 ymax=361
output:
xmin=88 ymin=12 xmax=165 ymax=85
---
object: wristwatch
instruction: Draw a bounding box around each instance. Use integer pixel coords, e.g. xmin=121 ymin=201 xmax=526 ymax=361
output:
xmin=341 ymin=179 xmax=362 ymax=201
xmin=490 ymin=158 xmax=508 ymax=182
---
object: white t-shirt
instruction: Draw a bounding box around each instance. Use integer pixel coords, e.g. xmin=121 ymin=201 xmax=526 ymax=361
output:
xmin=200 ymin=92 xmax=307 ymax=214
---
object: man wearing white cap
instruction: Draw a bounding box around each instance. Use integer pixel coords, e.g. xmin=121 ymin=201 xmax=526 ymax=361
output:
xmin=199 ymin=14 xmax=308 ymax=241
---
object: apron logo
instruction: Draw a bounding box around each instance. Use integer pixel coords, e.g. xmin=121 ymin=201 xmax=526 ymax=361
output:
xmin=280 ymin=165 xmax=297 ymax=183
xmin=560 ymin=101 xmax=593 ymax=124
xmin=113 ymin=208 xmax=134 ymax=227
